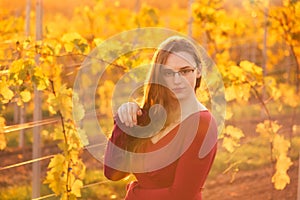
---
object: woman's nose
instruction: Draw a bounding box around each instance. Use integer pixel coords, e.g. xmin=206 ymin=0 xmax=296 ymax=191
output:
xmin=173 ymin=73 xmax=182 ymax=84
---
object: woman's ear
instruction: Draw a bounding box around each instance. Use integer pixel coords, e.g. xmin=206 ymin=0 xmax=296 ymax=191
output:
xmin=196 ymin=68 xmax=201 ymax=78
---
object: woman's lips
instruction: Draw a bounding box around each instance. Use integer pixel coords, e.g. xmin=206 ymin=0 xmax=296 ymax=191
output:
xmin=172 ymin=87 xmax=185 ymax=93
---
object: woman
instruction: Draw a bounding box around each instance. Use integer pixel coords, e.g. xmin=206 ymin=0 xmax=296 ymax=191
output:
xmin=104 ymin=36 xmax=218 ymax=200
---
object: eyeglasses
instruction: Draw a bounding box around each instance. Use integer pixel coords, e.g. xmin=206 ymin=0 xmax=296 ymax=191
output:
xmin=162 ymin=67 xmax=197 ymax=77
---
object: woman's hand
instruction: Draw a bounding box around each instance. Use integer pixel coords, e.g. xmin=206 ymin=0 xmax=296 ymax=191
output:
xmin=117 ymin=102 xmax=142 ymax=127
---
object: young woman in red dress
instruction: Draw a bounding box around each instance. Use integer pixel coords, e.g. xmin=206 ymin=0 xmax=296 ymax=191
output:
xmin=104 ymin=36 xmax=218 ymax=200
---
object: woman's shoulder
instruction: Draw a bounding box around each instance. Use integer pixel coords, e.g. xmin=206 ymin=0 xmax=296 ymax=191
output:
xmin=197 ymin=110 xmax=217 ymax=134
xmin=188 ymin=110 xmax=214 ymax=126
xmin=185 ymin=110 xmax=217 ymax=142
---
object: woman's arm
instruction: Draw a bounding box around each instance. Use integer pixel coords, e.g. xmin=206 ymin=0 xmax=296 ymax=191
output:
xmin=104 ymin=103 xmax=147 ymax=181
xmin=104 ymin=118 xmax=131 ymax=181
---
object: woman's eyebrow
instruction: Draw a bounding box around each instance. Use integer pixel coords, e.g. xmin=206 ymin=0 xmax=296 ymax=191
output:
xmin=176 ymin=66 xmax=196 ymax=70
xmin=179 ymin=66 xmax=195 ymax=69
xmin=162 ymin=65 xmax=195 ymax=70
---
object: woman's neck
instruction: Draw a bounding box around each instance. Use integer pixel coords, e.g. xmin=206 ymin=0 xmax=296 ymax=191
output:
xmin=178 ymin=96 xmax=206 ymax=120
xmin=151 ymin=97 xmax=206 ymax=144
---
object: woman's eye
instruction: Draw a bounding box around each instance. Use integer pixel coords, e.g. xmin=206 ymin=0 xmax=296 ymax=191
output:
xmin=164 ymin=70 xmax=173 ymax=76
xmin=181 ymin=70 xmax=189 ymax=74
xmin=180 ymin=69 xmax=192 ymax=75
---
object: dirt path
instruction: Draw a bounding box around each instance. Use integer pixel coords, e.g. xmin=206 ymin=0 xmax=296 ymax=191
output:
xmin=0 ymin=144 xmax=298 ymax=199
xmin=203 ymin=160 xmax=298 ymax=200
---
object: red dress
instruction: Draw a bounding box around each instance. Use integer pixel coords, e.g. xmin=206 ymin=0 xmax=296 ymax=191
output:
xmin=104 ymin=110 xmax=218 ymax=200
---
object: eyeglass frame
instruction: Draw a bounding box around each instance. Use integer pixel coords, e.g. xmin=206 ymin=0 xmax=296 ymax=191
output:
xmin=160 ymin=66 xmax=198 ymax=78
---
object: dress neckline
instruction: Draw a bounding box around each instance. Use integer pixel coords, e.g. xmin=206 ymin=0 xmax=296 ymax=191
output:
xmin=150 ymin=110 xmax=208 ymax=145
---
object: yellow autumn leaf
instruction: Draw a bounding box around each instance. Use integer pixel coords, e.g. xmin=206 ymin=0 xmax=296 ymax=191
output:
xmin=264 ymin=76 xmax=282 ymax=100
xmin=276 ymin=155 xmax=293 ymax=172
xmin=221 ymin=125 xmax=244 ymax=153
xmin=224 ymin=125 xmax=245 ymax=140
xmin=270 ymin=121 xmax=282 ymax=135
xmin=269 ymin=85 xmax=282 ymax=101
xmin=53 ymin=127 xmax=64 ymax=140
xmin=72 ymin=93 xmax=85 ymax=122
xmin=71 ymin=179 xmax=83 ymax=197
xmin=0 ymin=117 xmax=6 ymax=150
xmin=0 ymin=117 xmax=5 ymax=133
xmin=47 ymin=93 xmax=58 ymax=115
xmin=61 ymin=32 xmax=83 ymax=43
xmin=76 ymin=160 xmax=86 ymax=180
xmin=48 ymin=154 xmax=65 ymax=171
xmin=93 ymin=37 xmax=103 ymax=46
xmin=50 ymin=85 xmax=73 ymax=120
xmin=272 ymin=155 xmax=292 ymax=190
xmin=222 ymin=137 xmax=237 ymax=153
xmin=10 ymin=59 xmax=24 ymax=75
xmin=0 ymin=133 xmax=6 ymax=150
xmin=73 ymin=103 xmax=85 ymax=122
xmin=230 ymin=65 xmax=246 ymax=81
xmin=33 ymin=67 xmax=49 ymax=90
xmin=256 ymin=120 xmax=282 ymax=138
xmin=225 ymin=83 xmax=249 ymax=102
xmin=236 ymin=84 xmax=251 ymax=101
xmin=272 ymin=134 xmax=290 ymax=156
xmin=225 ymin=85 xmax=236 ymax=101
xmin=0 ymin=77 xmax=14 ymax=101
xmin=272 ymin=171 xmax=290 ymax=190
xmin=225 ymin=106 xmax=233 ymax=120
xmin=61 ymin=32 xmax=89 ymax=53
xmin=279 ymin=83 xmax=300 ymax=107
xmin=20 ymin=90 xmax=31 ymax=102
xmin=77 ymin=128 xmax=89 ymax=146
xmin=239 ymin=60 xmax=263 ymax=75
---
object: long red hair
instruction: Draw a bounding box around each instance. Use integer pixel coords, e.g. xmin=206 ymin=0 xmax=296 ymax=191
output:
xmin=142 ymin=36 xmax=202 ymax=125
xmin=128 ymin=36 xmax=202 ymax=152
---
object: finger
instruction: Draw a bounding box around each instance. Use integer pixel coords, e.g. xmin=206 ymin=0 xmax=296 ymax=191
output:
xmin=119 ymin=105 xmax=130 ymax=126
xmin=137 ymin=109 xmax=142 ymax=116
xmin=132 ymin=107 xmax=138 ymax=126
xmin=133 ymin=108 xmax=142 ymax=125
xmin=127 ymin=103 xmax=134 ymax=127
xmin=132 ymin=116 xmax=137 ymax=126
xmin=117 ymin=106 xmax=124 ymax=123
xmin=122 ymin=105 xmax=131 ymax=127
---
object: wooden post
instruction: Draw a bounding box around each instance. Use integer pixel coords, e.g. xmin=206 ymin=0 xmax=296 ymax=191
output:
xmin=32 ymin=0 xmax=43 ymax=198
xmin=19 ymin=105 xmax=25 ymax=148
xmin=261 ymin=0 xmax=269 ymax=119
xmin=19 ymin=0 xmax=31 ymax=149
xmin=25 ymin=0 xmax=31 ymax=37
xmin=187 ymin=0 xmax=194 ymax=37
xmin=298 ymin=152 xmax=300 ymax=200
xmin=135 ymin=0 xmax=140 ymax=13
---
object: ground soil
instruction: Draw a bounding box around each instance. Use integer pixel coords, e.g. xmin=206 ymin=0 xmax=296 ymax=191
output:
xmin=0 ymin=142 xmax=298 ymax=200
xmin=203 ymin=160 xmax=298 ymax=200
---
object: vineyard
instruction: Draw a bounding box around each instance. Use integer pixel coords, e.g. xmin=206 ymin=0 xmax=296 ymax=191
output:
xmin=0 ymin=0 xmax=300 ymax=199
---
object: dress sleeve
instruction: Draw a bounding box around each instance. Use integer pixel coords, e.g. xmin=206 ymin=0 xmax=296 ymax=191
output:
xmin=125 ymin=114 xmax=218 ymax=200
xmin=104 ymin=110 xmax=151 ymax=181
xmin=103 ymin=116 xmax=131 ymax=181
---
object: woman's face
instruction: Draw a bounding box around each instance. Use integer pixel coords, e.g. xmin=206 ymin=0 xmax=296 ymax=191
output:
xmin=161 ymin=51 xmax=201 ymax=101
